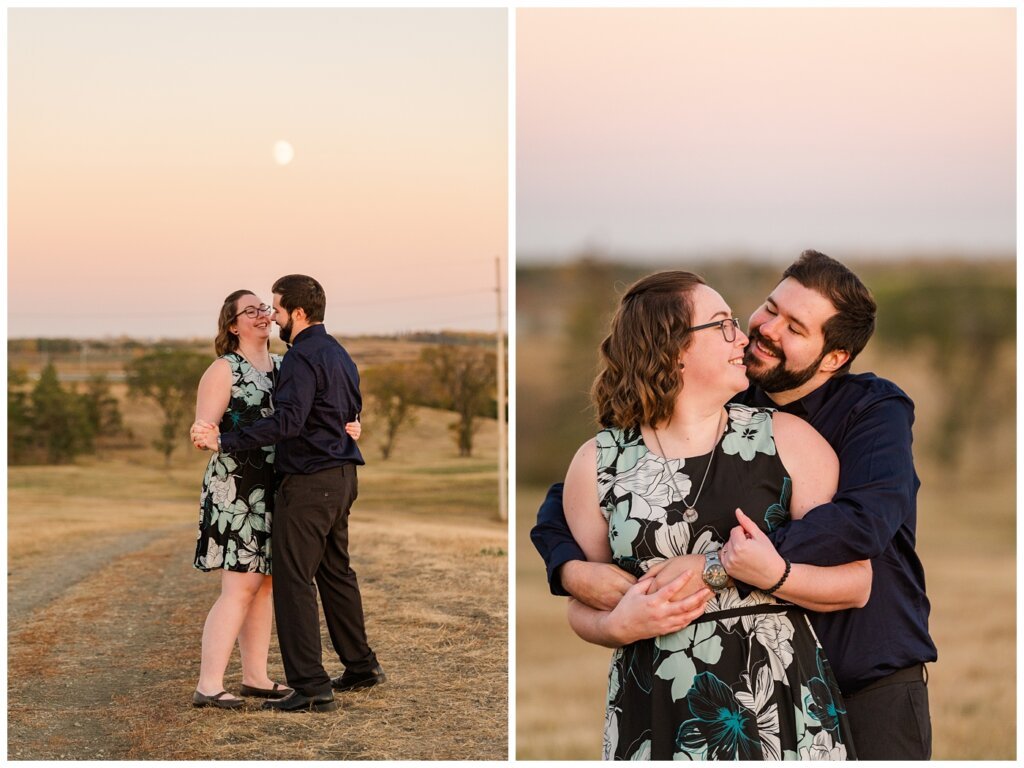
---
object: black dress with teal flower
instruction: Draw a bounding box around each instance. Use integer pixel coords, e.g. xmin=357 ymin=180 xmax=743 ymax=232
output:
xmin=193 ymin=352 xmax=280 ymax=575
xmin=597 ymin=405 xmax=856 ymax=760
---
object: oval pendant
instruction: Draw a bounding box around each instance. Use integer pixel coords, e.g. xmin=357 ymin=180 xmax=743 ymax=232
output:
xmin=682 ymin=508 xmax=698 ymax=523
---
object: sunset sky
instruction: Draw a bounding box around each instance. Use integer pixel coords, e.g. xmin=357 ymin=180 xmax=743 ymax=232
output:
xmin=517 ymin=8 xmax=1015 ymax=263
xmin=9 ymin=9 xmax=507 ymax=338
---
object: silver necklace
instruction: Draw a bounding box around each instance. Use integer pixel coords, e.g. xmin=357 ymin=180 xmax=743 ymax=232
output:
xmin=650 ymin=408 xmax=727 ymax=524
xmin=235 ymin=349 xmax=273 ymax=377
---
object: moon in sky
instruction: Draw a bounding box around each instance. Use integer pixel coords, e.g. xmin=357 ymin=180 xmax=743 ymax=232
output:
xmin=273 ymin=140 xmax=294 ymax=166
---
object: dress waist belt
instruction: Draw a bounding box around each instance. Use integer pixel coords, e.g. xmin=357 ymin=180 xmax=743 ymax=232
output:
xmin=691 ymin=603 xmax=791 ymax=625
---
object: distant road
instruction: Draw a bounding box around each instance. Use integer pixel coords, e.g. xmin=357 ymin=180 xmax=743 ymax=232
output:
xmin=24 ymin=371 xmax=127 ymax=382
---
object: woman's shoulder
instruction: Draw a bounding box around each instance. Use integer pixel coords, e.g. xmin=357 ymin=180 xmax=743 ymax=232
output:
xmin=271 ymin=353 xmax=283 ymax=367
xmin=206 ymin=355 xmax=235 ymax=376
xmin=771 ymin=411 xmax=837 ymax=470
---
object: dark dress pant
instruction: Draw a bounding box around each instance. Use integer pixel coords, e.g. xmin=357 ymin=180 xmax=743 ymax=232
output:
xmin=272 ymin=465 xmax=377 ymax=696
xmin=844 ymin=665 xmax=932 ymax=760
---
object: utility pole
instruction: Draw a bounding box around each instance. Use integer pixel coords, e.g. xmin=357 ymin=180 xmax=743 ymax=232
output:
xmin=496 ymin=255 xmax=507 ymax=522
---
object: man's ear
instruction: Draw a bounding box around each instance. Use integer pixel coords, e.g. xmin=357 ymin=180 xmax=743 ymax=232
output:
xmin=292 ymin=307 xmax=308 ymax=323
xmin=819 ymin=348 xmax=850 ymax=373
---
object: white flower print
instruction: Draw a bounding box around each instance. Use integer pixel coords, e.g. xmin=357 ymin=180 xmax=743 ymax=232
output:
xmin=736 ymin=664 xmax=782 ymax=760
xmin=200 ymin=537 xmax=223 ymax=569
xmin=799 ymin=729 xmax=847 ymax=760
xmin=653 ymin=521 xmax=692 ymax=558
xmin=603 ymin=707 xmax=620 ymax=760
xmin=743 ymin=610 xmax=797 ymax=682
xmin=615 ymin=455 xmax=691 ymax=522
xmin=627 ymin=739 xmax=651 ymax=760
xmin=208 ymin=474 xmax=237 ymax=509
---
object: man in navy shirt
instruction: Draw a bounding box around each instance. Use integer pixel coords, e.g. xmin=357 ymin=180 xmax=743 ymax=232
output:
xmin=194 ymin=274 xmax=383 ymax=712
xmin=532 ymin=251 xmax=937 ymax=758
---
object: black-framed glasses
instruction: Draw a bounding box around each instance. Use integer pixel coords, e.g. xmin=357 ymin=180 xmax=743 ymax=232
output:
xmin=233 ymin=304 xmax=273 ymax=320
xmin=687 ymin=317 xmax=742 ymax=343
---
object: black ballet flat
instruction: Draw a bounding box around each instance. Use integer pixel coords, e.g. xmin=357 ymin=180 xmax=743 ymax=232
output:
xmin=239 ymin=682 xmax=293 ymax=699
xmin=192 ymin=690 xmax=244 ymax=709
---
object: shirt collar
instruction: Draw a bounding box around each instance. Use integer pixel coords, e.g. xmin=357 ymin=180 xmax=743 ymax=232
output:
xmin=291 ymin=323 xmax=326 ymax=346
xmin=748 ymin=377 xmax=835 ymax=419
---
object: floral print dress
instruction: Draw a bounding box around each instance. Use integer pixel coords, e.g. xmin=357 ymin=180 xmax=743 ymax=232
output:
xmin=598 ymin=405 xmax=855 ymax=760
xmin=193 ymin=352 xmax=280 ymax=575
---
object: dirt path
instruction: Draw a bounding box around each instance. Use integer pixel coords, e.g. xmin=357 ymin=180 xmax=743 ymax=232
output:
xmin=8 ymin=514 xmax=508 ymax=760
xmin=8 ymin=523 xmax=193 ymax=622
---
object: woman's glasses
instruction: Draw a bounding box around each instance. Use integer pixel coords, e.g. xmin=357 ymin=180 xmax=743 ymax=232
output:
xmin=687 ymin=317 xmax=742 ymax=343
xmin=233 ymin=304 xmax=273 ymax=320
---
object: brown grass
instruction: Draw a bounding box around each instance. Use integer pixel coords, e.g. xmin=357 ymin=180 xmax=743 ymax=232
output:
xmin=8 ymin=392 xmax=507 ymax=760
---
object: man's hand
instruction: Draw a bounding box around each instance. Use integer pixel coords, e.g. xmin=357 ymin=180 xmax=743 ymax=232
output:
xmin=345 ymin=420 xmax=361 ymax=440
xmin=190 ymin=420 xmax=220 ymax=452
xmin=560 ymin=560 xmax=637 ymax=611
xmin=720 ymin=508 xmax=787 ymax=590
xmin=641 ymin=554 xmax=710 ymax=602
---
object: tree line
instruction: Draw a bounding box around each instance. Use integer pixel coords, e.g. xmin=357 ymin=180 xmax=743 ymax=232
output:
xmin=9 ymin=343 xmax=498 ymax=466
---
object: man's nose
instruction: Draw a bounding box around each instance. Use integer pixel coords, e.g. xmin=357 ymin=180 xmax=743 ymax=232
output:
xmin=757 ymin=314 xmax=782 ymax=339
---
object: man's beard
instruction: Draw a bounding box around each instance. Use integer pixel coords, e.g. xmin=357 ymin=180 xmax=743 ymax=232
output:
xmin=278 ymin=316 xmax=294 ymax=345
xmin=742 ymin=328 xmax=824 ymax=394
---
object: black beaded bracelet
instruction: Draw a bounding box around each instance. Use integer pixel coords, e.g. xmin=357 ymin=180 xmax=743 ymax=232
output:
xmin=766 ymin=558 xmax=792 ymax=595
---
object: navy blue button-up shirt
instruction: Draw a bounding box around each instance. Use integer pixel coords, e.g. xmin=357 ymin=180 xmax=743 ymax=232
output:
xmin=219 ymin=324 xmax=364 ymax=474
xmin=531 ymin=372 xmax=937 ymax=693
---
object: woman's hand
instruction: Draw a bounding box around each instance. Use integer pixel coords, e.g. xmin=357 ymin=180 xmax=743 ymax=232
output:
xmin=345 ymin=420 xmax=362 ymax=440
xmin=720 ymin=508 xmax=787 ymax=590
xmin=190 ymin=420 xmax=219 ymax=451
xmin=600 ymin=570 xmax=713 ymax=646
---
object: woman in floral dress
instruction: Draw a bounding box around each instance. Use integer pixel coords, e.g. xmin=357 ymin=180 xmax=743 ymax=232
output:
xmin=190 ymin=290 xmax=359 ymax=708
xmin=563 ymin=272 xmax=870 ymax=759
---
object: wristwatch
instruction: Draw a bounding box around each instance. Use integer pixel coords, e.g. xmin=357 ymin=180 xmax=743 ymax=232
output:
xmin=702 ymin=550 xmax=729 ymax=591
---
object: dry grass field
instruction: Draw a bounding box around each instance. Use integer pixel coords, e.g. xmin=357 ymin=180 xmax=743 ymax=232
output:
xmin=515 ymin=351 xmax=1016 ymax=761
xmin=8 ymin=381 xmax=508 ymax=760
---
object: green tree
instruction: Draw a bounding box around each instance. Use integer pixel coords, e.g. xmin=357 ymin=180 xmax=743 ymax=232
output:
xmin=363 ymin=361 xmax=423 ymax=460
xmin=81 ymin=373 xmax=125 ymax=455
xmin=126 ymin=350 xmax=209 ymax=466
xmin=8 ymin=367 xmax=35 ymax=463
xmin=422 ymin=345 xmax=496 ymax=457
xmin=30 ymin=363 xmax=94 ymax=464
xmin=873 ymin=274 xmax=1015 ymax=468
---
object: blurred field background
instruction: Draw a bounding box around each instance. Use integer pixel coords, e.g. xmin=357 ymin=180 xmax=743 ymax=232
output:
xmin=8 ymin=335 xmax=508 ymax=760
xmin=515 ymin=256 xmax=1015 ymax=760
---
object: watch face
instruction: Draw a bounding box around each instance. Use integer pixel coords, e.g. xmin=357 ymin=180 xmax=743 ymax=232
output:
xmin=704 ymin=564 xmax=729 ymax=590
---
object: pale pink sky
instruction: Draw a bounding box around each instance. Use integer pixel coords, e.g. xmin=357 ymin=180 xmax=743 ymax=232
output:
xmin=9 ymin=9 xmax=507 ymax=338
xmin=518 ymin=8 xmax=1015 ymax=262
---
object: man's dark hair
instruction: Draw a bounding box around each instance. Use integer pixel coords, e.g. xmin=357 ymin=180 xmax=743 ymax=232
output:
xmin=272 ymin=274 xmax=326 ymax=323
xmin=782 ymin=250 xmax=876 ymax=375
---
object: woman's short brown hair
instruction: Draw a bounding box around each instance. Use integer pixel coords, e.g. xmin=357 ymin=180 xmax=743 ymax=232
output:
xmin=592 ymin=271 xmax=706 ymax=429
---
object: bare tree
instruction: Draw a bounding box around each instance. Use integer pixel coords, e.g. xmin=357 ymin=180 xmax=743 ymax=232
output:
xmin=422 ymin=345 xmax=496 ymax=457
xmin=363 ymin=361 xmax=422 ymax=460
xmin=126 ymin=350 xmax=209 ymax=467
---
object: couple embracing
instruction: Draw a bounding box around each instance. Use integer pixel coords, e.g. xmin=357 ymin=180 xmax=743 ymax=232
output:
xmin=533 ymin=251 xmax=936 ymax=760
xmin=189 ymin=274 xmax=384 ymax=713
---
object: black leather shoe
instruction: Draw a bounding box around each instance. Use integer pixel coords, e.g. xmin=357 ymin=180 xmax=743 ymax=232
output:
xmin=261 ymin=690 xmax=338 ymax=713
xmin=331 ymin=663 xmax=386 ymax=692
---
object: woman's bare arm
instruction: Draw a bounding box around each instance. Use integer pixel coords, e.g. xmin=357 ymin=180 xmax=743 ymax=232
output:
xmin=194 ymin=359 xmax=232 ymax=430
xmin=564 ymin=439 xmax=713 ymax=645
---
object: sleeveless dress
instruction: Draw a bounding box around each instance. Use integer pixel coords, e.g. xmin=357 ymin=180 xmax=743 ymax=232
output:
xmin=193 ymin=352 xmax=281 ymax=575
xmin=597 ymin=405 xmax=855 ymax=760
